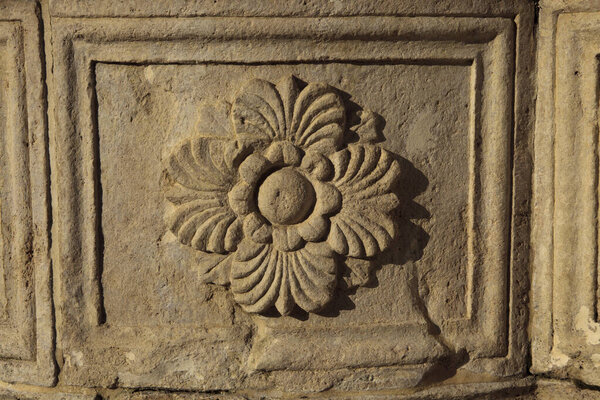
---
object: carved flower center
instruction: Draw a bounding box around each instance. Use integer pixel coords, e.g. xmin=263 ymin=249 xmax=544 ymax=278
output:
xmin=257 ymin=168 xmax=315 ymax=225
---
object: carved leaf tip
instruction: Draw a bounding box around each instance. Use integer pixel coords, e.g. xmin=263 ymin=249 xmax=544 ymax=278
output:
xmin=351 ymin=110 xmax=385 ymax=144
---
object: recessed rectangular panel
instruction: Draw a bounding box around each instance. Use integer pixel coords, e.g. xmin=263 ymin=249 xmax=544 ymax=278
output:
xmin=96 ymin=62 xmax=472 ymax=327
xmin=52 ymin=12 xmax=531 ymax=391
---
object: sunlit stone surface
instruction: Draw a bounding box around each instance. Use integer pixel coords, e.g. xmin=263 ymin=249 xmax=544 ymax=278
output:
xmin=2 ymin=0 xmax=600 ymax=398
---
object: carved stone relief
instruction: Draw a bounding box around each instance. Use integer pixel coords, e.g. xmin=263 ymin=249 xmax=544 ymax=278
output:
xmin=163 ymin=75 xmax=401 ymax=316
xmin=0 ymin=0 xmax=554 ymax=397
xmin=49 ymin=8 xmax=532 ymax=392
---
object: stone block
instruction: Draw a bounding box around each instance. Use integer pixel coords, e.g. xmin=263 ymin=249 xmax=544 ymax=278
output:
xmin=532 ymin=0 xmax=600 ymax=386
xmin=49 ymin=0 xmax=534 ymax=393
xmin=0 ymin=0 xmax=55 ymax=386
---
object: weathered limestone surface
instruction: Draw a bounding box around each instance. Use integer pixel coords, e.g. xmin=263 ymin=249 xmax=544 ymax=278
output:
xmin=48 ymin=0 xmax=534 ymax=392
xmin=0 ymin=0 xmax=55 ymax=387
xmin=532 ymin=0 xmax=600 ymax=388
xmin=1 ymin=0 xmax=600 ymax=398
xmin=0 ymin=388 xmax=94 ymax=400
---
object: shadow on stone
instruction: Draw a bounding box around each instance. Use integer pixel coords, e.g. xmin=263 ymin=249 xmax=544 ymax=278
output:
xmin=259 ymin=81 xmax=437 ymax=329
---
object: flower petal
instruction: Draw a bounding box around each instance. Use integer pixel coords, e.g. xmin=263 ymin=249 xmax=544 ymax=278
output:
xmin=243 ymin=212 xmax=273 ymax=244
xmin=328 ymin=216 xmax=382 ymax=258
xmin=232 ymin=243 xmax=282 ymax=313
xmin=312 ymin=180 xmax=342 ymax=215
xmin=239 ymin=153 xmax=272 ymax=185
xmin=164 ymin=137 xmax=242 ymax=253
xmin=203 ymin=213 xmax=238 ymax=253
xmin=228 ymin=181 xmax=254 ymax=217
xmin=263 ymin=140 xmax=302 ymax=166
xmin=301 ymin=151 xmax=333 ymax=181
xmin=232 ymin=75 xmax=346 ymax=153
xmin=276 ymin=75 xmax=299 ymax=138
xmin=167 ymin=137 xmax=235 ymax=192
xmin=230 ymin=240 xmax=269 ymax=279
xmin=166 ymin=204 xmax=241 ymax=254
xmin=328 ymin=208 xmax=397 ymax=258
xmin=232 ymin=79 xmax=286 ymax=141
xmin=290 ymin=82 xmax=345 ymax=153
xmin=296 ymin=214 xmax=329 ymax=242
xmin=288 ymin=242 xmax=337 ymax=312
xmin=275 ymin=258 xmax=295 ymax=316
xmin=331 ymin=145 xmax=400 ymax=198
xmin=272 ymin=225 xmax=304 ymax=252
xmin=229 ymin=240 xmax=337 ymax=315
xmin=224 ymin=218 xmax=243 ymax=252
xmin=327 ymin=144 xmax=401 ymax=257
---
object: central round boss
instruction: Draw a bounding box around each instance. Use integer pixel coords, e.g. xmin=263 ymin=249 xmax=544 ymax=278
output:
xmin=257 ymin=167 xmax=316 ymax=225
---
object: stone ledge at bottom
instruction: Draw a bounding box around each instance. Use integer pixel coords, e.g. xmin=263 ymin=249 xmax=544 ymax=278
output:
xmin=3 ymin=377 xmax=600 ymax=399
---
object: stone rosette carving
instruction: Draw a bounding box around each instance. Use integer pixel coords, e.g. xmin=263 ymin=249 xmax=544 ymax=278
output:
xmin=163 ymin=75 xmax=401 ymax=316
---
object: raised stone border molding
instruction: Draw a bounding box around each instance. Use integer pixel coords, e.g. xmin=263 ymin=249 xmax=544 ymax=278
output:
xmin=9 ymin=0 xmax=600 ymax=398
xmin=0 ymin=0 xmax=55 ymax=387
xmin=47 ymin=9 xmax=533 ymax=390
xmin=532 ymin=0 xmax=600 ymax=387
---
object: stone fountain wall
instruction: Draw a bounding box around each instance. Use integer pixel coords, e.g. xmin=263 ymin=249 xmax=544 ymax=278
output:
xmin=0 ymin=0 xmax=598 ymax=398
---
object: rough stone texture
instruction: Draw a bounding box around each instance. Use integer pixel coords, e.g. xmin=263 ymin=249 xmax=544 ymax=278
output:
xmin=48 ymin=0 xmax=534 ymax=390
xmin=0 ymin=383 xmax=95 ymax=400
xmin=102 ymin=380 xmax=537 ymax=400
xmin=6 ymin=0 xmax=600 ymax=398
xmin=531 ymin=0 xmax=600 ymax=387
xmin=0 ymin=0 xmax=55 ymax=387
xmin=535 ymin=380 xmax=600 ymax=400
